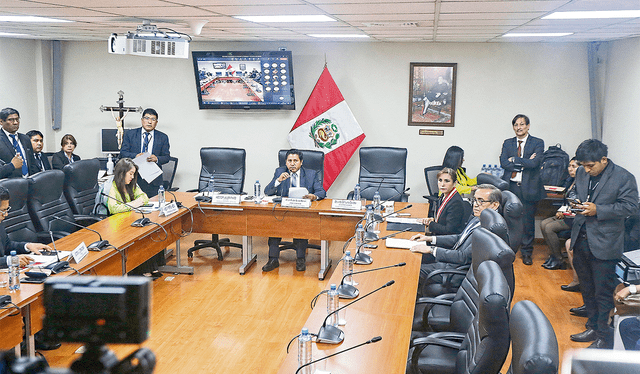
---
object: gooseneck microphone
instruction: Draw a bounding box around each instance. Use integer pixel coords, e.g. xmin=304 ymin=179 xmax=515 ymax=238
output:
xmin=294 ymin=336 xmax=382 ymax=374
xmin=337 ymin=262 xmax=406 ymax=299
xmin=100 ymin=192 xmax=152 ymax=227
xmin=317 ymin=280 xmax=395 ymax=344
xmin=165 ymin=190 xmax=183 ymax=209
xmin=46 ymin=231 xmax=69 ymax=274
xmin=355 ymin=227 xmax=412 ymax=265
xmin=364 ymin=204 xmax=414 ymax=241
xmin=370 ymin=187 xmax=410 ymax=219
xmin=52 ymin=215 xmax=109 ymax=251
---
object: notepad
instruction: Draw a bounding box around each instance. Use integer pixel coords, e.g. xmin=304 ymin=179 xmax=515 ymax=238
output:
xmin=385 ymin=238 xmax=415 ymax=249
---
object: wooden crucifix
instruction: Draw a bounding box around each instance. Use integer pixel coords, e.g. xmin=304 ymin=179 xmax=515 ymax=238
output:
xmin=99 ymin=90 xmax=143 ymax=149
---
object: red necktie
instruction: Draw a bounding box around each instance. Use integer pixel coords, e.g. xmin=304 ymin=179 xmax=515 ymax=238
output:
xmin=511 ymin=140 xmax=522 ymax=178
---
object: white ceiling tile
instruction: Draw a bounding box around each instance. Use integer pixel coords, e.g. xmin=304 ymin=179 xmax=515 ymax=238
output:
xmin=199 ymin=5 xmax=325 ymax=16
xmin=315 ymin=2 xmax=433 ymax=15
xmin=440 ymin=1 xmax=569 ymax=13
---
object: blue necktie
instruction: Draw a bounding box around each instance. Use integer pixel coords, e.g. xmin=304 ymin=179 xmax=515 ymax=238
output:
xmin=10 ymin=134 xmax=28 ymax=177
xmin=142 ymin=132 xmax=150 ymax=153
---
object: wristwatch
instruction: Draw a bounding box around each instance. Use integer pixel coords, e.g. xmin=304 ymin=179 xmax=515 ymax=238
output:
xmin=630 ymin=284 xmax=637 ymax=294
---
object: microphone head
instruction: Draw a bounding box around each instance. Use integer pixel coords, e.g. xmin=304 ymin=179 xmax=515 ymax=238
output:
xmin=370 ymin=336 xmax=383 ymax=343
xmin=385 ymin=280 xmax=395 ymax=287
xmin=405 ymin=204 xmax=413 ymax=209
xmin=397 ymin=262 xmax=406 ymax=267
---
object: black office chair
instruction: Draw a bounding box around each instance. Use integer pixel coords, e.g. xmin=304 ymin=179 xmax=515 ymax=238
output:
xmin=43 ymin=152 xmax=55 ymax=170
xmin=409 ymin=260 xmax=511 ymax=374
xmin=347 ymin=147 xmax=409 ymax=202
xmin=62 ymin=159 xmax=102 ymax=217
xmin=0 ymin=178 xmax=41 ymax=243
xmin=507 ymin=300 xmax=559 ymax=374
xmin=423 ymin=165 xmax=442 ymax=216
xmin=187 ymin=148 xmax=245 ymax=260
xmin=27 ymin=170 xmax=100 ymax=240
xmin=162 ymin=156 xmax=178 ymax=191
xmin=476 ymin=172 xmax=509 ymax=190
xmin=500 ymin=190 xmax=524 ymax=254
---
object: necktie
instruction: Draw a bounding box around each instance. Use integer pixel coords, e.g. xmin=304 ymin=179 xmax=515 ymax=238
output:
xmin=36 ymin=153 xmax=44 ymax=171
xmin=453 ymin=220 xmax=480 ymax=250
xmin=291 ymin=173 xmax=298 ymax=188
xmin=10 ymin=134 xmax=28 ymax=177
xmin=511 ymin=140 xmax=523 ymax=179
xmin=142 ymin=132 xmax=150 ymax=153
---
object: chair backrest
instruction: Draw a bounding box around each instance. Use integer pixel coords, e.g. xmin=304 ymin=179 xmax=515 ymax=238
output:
xmin=198 ymin=148 xmax=245 ymax=194
xmin=471 ymin=227 xmax=516 ymax=297
xmin=508 ymin=300 xmax=559 ymax=374
xmin=479 ymin=208 xmax=510 ymax=246
xmin=43 ymin=152 xmax=55 ymax=170
xmin=500 ymin=190 xmax=524 ymax=253
xmin=477 ymin=172 xmax=509 ymax=190
xmin=27 ymin=170 xmax=78 ymax=234
xmin=424 ymin=165 xmax=442 ymax=197
xmin=62 ymin=158 xmax=100 ymax=215
xmin=162 ymin=156 xmax=178 ymax=190
xmin=278 ymin=149 xmax=325 ymax=187
xmin=0 ymin=178 xmax=39 ymax=243
xmin=358 ymin=147 xmax=407 ymax=201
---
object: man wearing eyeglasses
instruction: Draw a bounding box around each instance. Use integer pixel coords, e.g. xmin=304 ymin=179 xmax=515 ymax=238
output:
xmin=119 ymin=108 xmax=171 ymax=197
xmin=409 ymin=184 xmax=501 ymax=294
xmin=0 ymin=108 xmax=40 ymax=179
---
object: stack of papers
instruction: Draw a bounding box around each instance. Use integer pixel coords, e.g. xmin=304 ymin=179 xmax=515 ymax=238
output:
xmin=385 ymin=238 xmax=415 ymax=249
xmin=28 ymin=251 xmax=72 ymax=268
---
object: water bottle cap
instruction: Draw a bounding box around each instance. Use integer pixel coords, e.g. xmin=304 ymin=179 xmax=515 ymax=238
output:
xmin=330 ymin=284 xmax=336 ymax=290
xmin=357 ymin=223 xmax=363 ymax=229
xmin=301 ymin=327 xmax=309 ymax=334
xmin=366 ymin=205 xmax=373 ymax=211
xmin=10 ymin=251 xmax=16 ymax=256
xmin=256 ymin=180 xmax=259 ymax=183
xmin=345 ymin=251 xmax=351 ymax=256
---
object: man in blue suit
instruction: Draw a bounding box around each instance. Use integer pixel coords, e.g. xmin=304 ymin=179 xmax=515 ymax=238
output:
xmin=262 ymin=149 xmax=326 ymax=272
xmin=119 ymin=108 xmax=171 ymax=197
xmin=500 ymin=114 xmax=545 ymax=265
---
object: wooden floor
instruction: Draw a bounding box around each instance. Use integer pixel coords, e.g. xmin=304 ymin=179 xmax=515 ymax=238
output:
xmin=41 ymin=234 xmax=587 ymax=373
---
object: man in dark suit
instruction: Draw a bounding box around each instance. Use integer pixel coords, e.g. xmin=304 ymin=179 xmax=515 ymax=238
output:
xmin=26 ymin=130 xmax=51 ymax=172
xmin=499 ymin=114 xmax=545 ymax=265
xmin=0 ymin=108 xmax=39 ymax=178
xmin=262 ymin=149 xmax=326 ymax=272
xmin=568 ymin=139 xmax=638 ymax=349
xmin=119 ymin=108 xmax=171 ymax=197
xmin=410 ymin=184 xmax=501 ymax=294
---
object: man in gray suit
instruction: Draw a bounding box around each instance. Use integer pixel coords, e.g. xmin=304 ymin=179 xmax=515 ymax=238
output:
xmin=410 ymin=184 xmax=502 ymax=293
xmin=569 ymin=139 xmax=638 ymax=349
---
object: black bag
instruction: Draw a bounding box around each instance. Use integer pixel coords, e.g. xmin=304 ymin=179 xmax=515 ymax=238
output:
xmin=540 ymin=144 xmax=570 ymax=187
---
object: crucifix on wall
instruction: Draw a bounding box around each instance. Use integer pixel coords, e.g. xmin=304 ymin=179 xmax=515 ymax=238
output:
xmin=99 ymin=90 xmax=142 ymax=149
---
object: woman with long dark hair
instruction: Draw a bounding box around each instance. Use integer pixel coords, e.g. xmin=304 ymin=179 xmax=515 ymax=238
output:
xmin=442 ymin=145 xmax=477 ymax=195
xmin=107 ymin=158 xmax=149 ymax=214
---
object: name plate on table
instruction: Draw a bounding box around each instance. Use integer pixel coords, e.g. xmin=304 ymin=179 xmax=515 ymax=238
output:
xmin=281 ymin=197 xmax=312 ymax=208
xmin=70 ymin=242 xmax=88 ymax=264
xmin=159 ymin=201 xmax=179 ymax=217
xmin=332 ymin=199 xmax=362 ymax=211
xmin=211 ymin=194 xmax=242 ymax=205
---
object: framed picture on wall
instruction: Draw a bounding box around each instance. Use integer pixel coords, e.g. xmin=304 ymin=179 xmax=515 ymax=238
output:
xmin=408 ymin=63 xmax=457 ymax=127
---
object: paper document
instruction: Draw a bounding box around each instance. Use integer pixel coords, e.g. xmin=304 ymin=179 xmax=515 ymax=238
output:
xmin=624 ymin=248 xmax=640 ymax=265
xmin=28 ymin=251 xmax=72 ymax=268
xmin=386 ymin=217 xmax=421 ymax=224
xmin=133 ymin=152 xmax=163 ymax=183
xmin=288 ymin=187 xmax=309 ymax=199
xmin=385 ymin=238 xmax=415 ymax=249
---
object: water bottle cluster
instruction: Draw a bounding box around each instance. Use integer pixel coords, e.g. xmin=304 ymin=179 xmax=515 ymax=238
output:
xmin=481 ymin=164 xmax=504 ymax=178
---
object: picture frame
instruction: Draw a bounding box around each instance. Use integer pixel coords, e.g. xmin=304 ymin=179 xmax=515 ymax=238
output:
xmin=408 ymin=63 xmax=457 ymax=127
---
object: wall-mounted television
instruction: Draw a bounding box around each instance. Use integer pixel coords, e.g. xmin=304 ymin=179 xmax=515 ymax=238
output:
xmin=192 ymin=51 xmax=295 ymax=110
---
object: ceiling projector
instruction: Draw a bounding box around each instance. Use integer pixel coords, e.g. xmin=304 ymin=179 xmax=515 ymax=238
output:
xmin=108 ymin=22 xmax=190 ymax=59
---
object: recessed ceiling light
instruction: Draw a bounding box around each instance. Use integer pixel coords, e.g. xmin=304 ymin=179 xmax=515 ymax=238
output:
xmin=0 ymin=32 xmax=31 ymax=37
xmin=503 ymin=32 xmax=573 ymax=37
xmin=543 ymin=10 xmax=640 ymax=19
xmin=308 ymin=34 xmax=369 ymax=38
xmin=234 ymin=15 xmax=335 ymax=23
xmin=0 ymin=15 xmax=72 ymax=23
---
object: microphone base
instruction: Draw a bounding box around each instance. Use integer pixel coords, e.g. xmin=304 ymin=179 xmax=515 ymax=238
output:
xmin=337 ymin=284 xmax=359 ymax=299
xmin=354 ymin=252 xmax=373 ymax=265
xmin=316 ymin=325 xmax=345 ymax=344
xmin=131 ymin=218 xmax=152 ymax=227
xmin=364 ymin=231 xmax=378 ymax=241
xmin=88 ymin=240 xmax=110 ymax=251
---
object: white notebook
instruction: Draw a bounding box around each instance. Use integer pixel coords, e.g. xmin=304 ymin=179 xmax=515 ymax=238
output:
xmin=385 ymin=238 xmax=414 ymax=249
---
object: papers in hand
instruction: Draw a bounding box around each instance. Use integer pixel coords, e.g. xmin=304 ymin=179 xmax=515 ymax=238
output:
xmin=385 ymin=238 xmax=415 ymax=249
xmin=288 ymin=187 xmax=309 ymax=199
xmin=133 ymin=152 xmax=163 ymax=183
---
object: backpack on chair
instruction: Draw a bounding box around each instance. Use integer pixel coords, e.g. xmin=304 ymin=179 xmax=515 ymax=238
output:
xmin=93 ymin=176 xmax=114 ymax=216
xmin=540 ymin=144 xmax=570 ymax=187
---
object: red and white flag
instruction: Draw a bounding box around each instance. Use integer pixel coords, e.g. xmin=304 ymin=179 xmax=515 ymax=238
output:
xmin=288 ymin=66 xmax=365 ymax=191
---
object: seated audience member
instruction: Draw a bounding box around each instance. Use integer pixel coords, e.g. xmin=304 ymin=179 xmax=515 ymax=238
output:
xmin=418 ymin=167 xmax=466 ymax=235
xmin=51 ymin=134 xmax=80 ymax=170
xmin=410 ymin=184 xmax=501 ymax=292
xmin=26 ymin=130 xmax=51 ymax=172
xmin=561 ymin=238 xmax=581 ymax=292
xmin=615 ymin=285 xmax=640 ymax=350
xmin=540 ymin=157 xmax=579 ymax=270
xmin=262 ymin=149 xmax=326 ymax=272
xmin=442 ymin=145 xmax=477 ymax=195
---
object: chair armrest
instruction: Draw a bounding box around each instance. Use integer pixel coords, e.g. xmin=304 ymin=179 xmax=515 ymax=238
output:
xmin=411 ymin=335 xmax=463 ymax=349
xmin=37 ymin=231 xmax=70 ymax=242
xmin=73 ymin=215 xmax=102 ymax=227
xmin=346 ymin=191 xmax=354 ymax=200
xmin=425 ymin=268 xmax=467 ymax=281
xmin=401 ymin=193 xmax=409 ymax=202
xmin=186 ymin=188 xmax=199 ymax=193
xmin=415 ymin=296 xmax=454 ymax=306
xmin=168 ymin=187 xmax=178 ymax=192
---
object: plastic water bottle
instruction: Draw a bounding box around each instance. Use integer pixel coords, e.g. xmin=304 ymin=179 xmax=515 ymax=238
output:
xmin=158 ymin=185 xmax=165 ymax=208
xmin=355 ymin=223 xmax=365 ymax=250
xmin=297 ymin=327 xmax=313 ymax=374
xmin=106 ymin=154 xmax=114 ymax=175
xmin=353 ymin=183 xmax=361 ymax=201
xmin=490 ymin=165 xmax=497 ymax=177
xmin=206 ymin=175 xmax=215 ymax=195
xmin=481 ymin=164 xmax=487 ymax=174
xmin=8 ymin=251 xmax=20 ymax=292
xmin=343 ymin=251 xmax=354 ymax=285
xmin=254 ymin=180 xmax=261 ymax=203
xmin=327 ymin=284 xmax=339 ymax=327
xmin=373 ymin=191 xmax=381 ymax=210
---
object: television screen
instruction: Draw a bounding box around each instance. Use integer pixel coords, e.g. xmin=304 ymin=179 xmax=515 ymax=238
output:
xmin=192 ymin=51 xmax=295 ymax=110
xmin=101 ymin=129 xmax=128 ymax=154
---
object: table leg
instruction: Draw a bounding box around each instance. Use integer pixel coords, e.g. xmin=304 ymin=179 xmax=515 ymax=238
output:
xmin=239 ymin=236 xmax=256 ymax=275
xmin=318 ymin=240 xmax=332 ymax=280
xmin=160 ymin=239 xmax=194 ymax=275
xmin=23 ymin=304 xmax=35 ymax=357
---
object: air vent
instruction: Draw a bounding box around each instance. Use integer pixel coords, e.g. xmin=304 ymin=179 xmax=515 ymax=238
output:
xmin=364 ymin=22 xmax=419 ymax=27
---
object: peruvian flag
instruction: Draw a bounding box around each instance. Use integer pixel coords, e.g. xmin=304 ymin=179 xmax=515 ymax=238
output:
xmin=288 ymin=66 xmax=365 ymax=191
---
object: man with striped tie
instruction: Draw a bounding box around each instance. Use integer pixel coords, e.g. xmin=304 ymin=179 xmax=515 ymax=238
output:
xmin=0 ymin=108 xmax=39 ymax=179
xmin=26 ymin=130 xmax=51 ymax=172
xmin=119 ymin=108 xmax=171 ymax=197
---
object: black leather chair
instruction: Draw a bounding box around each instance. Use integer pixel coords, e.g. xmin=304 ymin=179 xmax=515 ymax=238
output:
xmin=27 ymin=170 xmax=101 ymax=239
xmin=0 ymin=178 xmax=41 ymax=243
xmin=500 ymin=190 xmax=524 ymax=253
xmin=162 ymin=156 xmax=178 ymax=191
xmin=507 ymin=300 xmax=559 ymax=374
xmin=62 ymin=159 xmax=101 ymax=216
xmin=187 ymin=148 xmax=245 ymax=260
xmin=347 ymin=147 xmax=409 ymax=202
xmin=423 ymin=165 xmax=443 ymax=217
xmin=477 ymin=172 xmax=509 ymax=190
xmin=409 ymin=260 xmax=511 ymax=374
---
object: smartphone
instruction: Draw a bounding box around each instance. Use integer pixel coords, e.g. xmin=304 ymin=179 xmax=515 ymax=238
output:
xmin=570 ymin=208 xmax=585 ymax=213
xmin=363 ymin=244 xmax=378 ymax=249
xmin=566 ymin=198 xmax=582 ymax=205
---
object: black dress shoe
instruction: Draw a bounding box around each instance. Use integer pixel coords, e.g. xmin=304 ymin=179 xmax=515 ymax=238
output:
xmin=542 ymin=256 xmax=552 ymax=267
xmin=589 ymin=338 xmax=613 ymax=349
xmin=570 ymin=305 xmax=588 ymax=317
xmin=296 ymin=258 xmax=306 ymax=271
xmin=542 ymin=257 xmax=566 ymax=270
xmin=522 ymin=254 xmax=533 ymax=265
xmin=561 ymin=283 xmax=581 ymax=292
xmin=35 ymin=340 xmax=61 ymax=351
xmin=570 ymin=328 xmax=597 ymax=342
xmin=262 ymin=258 xmax=279 ymax=272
